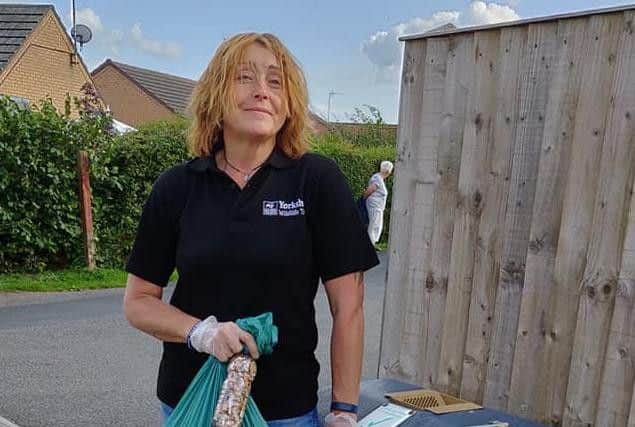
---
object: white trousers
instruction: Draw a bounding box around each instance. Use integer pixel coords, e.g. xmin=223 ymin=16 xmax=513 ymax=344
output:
xmin=367 ymin=207 xmax=384 ymax=244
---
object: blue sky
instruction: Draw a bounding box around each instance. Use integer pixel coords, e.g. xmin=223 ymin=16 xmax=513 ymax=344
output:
xmin=5 ymin=0 xmax=632 ymax=123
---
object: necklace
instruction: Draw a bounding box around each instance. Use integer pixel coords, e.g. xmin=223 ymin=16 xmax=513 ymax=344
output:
xmin=223 ymin=150 xmax=266 ymax=182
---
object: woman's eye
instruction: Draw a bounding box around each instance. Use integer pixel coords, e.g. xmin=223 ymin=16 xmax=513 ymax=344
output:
xmin=268 ymin=78 xmax=282 ymax=87
xmin=238 ymin=73 xmax=254 ymax=82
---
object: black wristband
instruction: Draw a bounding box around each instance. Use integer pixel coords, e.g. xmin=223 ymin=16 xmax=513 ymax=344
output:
xmin=330 ymin=401 xmax=358 ymax=414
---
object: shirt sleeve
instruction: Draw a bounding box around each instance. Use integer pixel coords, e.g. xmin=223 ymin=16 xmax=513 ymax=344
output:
xmin=310 ymin=158 xmax=380 ymax=282
xmin=125 ymin=167 xmax=184 ymax=287
xmin=370 ymin=174 xmax=382 ymax=188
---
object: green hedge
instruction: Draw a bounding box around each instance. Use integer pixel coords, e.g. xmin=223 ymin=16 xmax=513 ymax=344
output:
xmin=0 ymin=97 xmax=395 ymax=272
xmin=90 ymin=119 xmax=190 ymax=266
xmin=310 ymin=132 xmax=395 ymax=246
xmin=0 ymin=97 xmax=111 ymax=271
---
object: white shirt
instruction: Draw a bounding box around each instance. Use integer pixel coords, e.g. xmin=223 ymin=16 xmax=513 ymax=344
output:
xmin=366 ymin=173 xmax=388 ymax=210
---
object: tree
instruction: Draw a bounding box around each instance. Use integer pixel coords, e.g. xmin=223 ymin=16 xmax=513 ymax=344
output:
xmin=346 ymin=104 xmax=385 ymax=125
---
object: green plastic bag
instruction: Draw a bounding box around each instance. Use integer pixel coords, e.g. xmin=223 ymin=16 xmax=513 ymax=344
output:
xmin=165 ymin=312 xmax=278 ymax=427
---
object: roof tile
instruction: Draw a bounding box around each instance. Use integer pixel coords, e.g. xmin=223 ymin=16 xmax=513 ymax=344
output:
xmin=0 ymin=4 xmax=50 ymax=72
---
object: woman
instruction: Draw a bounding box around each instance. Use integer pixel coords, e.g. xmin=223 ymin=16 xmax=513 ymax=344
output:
xmin=123 ymin=33 xmax=378 ymax=426
xmin=363 ymin=161 xmax=393 ymax=247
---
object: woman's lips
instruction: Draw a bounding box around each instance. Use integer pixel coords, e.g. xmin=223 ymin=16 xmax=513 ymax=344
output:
xmin=244 ymin=108 xmax=272 ymax=116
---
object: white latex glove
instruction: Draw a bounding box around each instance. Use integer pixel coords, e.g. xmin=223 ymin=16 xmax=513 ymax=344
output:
xmin=188 ymin=315 xmax=259 ymax=362
xmin=324 ymin=412 xmax=358 ymax=427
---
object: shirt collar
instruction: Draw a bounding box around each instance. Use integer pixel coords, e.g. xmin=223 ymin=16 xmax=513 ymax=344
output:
xmin=266 ymin=147 xmax=297 ymax=169
xmin=186 ymin=142 xmax=297 ymax=174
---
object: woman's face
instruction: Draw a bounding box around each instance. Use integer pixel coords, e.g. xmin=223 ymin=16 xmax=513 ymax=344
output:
xmin=222 ymin=43 xmax=287 ymax=143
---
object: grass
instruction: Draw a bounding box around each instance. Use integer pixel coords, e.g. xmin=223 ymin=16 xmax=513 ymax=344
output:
xmin=0 ymin=268 xmax=128 ymax=292
xmin=375 ymin=241 xmax=388 ymax=252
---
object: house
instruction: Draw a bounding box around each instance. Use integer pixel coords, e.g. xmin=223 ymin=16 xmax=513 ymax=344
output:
xmin=92 ymin=59 xmax=331 ymax=132
xmin=0 ymin=4 xmax=95 ymax=112
xmin=91 ymin=59 xmax=195 ymax=128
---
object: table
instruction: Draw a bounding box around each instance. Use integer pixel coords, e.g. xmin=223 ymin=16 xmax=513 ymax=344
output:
xmin=317 ymin=379 xmax=546 ymax=426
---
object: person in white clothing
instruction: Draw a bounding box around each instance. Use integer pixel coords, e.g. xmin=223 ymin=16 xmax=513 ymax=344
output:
xmin=363 ymin=160 xmax=393 ymax=246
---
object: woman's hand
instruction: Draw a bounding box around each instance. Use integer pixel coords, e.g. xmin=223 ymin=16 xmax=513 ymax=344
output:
xmin=362 ymin=183 xmax=378 ymax=199
xmin=325 ymin=412 xmax=357 ymax=427
xmin=189 ymin=316 xmax=259 ymax=361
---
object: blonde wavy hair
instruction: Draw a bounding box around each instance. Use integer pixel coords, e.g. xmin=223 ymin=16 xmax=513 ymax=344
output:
xmin=188 ymin=33 xmax=309 ymax=158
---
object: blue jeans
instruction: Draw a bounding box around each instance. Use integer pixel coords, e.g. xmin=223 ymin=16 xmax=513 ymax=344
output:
xmin=160 ymin=402 xmax=320 ymax=427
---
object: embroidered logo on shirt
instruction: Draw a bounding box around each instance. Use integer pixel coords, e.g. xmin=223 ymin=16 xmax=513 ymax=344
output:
xmin=262 ymin=199 xmax=305 ymax=217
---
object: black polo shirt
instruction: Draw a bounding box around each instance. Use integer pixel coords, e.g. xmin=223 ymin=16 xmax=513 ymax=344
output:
xmin=125 ymin=146 xmax=379 ymax=420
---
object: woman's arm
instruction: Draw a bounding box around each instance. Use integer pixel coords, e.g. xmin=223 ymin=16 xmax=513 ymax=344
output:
xmin=123 ymin=274 xmax=260 ymax=359
xmin=123 ymin=273 xmax=199 ymax=343
xmin=324 ymin=271 xmax=365 ymax=416
xmin=362 ymin=183 xmax=378 ymax=199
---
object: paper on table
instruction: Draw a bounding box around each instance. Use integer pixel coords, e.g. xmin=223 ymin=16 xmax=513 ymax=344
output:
xmin=465 ymin=422 xmax=509 ymax=427
xmin=358 ymin=403 xmax=415 ymax=427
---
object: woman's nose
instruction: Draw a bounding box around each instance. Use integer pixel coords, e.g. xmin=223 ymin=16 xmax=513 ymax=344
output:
xmin=252 ymin=79 xmax=270 ymax=100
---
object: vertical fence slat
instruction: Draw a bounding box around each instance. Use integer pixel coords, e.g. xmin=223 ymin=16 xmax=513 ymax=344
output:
xmin=459 ymin=26 xmax=526 ymax=402
xmin=418 ymin=34 xmax=474 ymax=388
xmin=563 ymin=12 xmax=634 ymax=427
xmin=597 ymin=186 xmax=635 ymax=427
xmin=483 ymin=21 xmax=558 ymax=409
xmin=562 ymin=13 xmax=629 ymax=427
xmin=458 ymin=28 xmax=510 ymax=402
xmin=595 ymin=11 xmax=635 ymax=427
xmin=378 ymin=39 xmax=428 ymax=381
xmin=507 ymin=17 xmax=587 ymax=422
xmin=398 ymin=37 xmax=449 ymax=382
xmin=437 ymin=30 xmax=499 ymax=396
xmin=539 ymin=13 xmax=624 ymax=425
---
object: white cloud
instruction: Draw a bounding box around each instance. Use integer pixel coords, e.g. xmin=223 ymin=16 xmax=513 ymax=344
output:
xmin=463 ymin=1 xmax=520 ymax=25
xmin=362 ymin=1 xmax=520 ymax=78
xmin=393 ymin=11 xmax=462 ymax=37
xmin=70 ymin=8 xmax=181 ymax=60
xmin=75 ymin=8 xmax=104 ymax=32
xmin=130 ymin=23 xmax=182 ymax=59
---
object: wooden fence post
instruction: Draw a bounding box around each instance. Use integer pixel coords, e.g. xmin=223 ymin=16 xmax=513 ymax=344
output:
xmin=77 ymin=150 xmax=96 ymax=270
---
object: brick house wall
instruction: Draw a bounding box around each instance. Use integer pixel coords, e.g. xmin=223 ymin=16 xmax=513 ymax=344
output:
xmin=91 ymin=64 xmax=176 ymax=127
xmin=0 ymin=10 xmax=94 ymax=114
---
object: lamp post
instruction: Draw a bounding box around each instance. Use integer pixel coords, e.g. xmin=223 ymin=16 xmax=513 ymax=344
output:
xmin=71 ymin=0 xmax=77 ymax=52
xmin=327 ymin=90 xmax=343 ymax=125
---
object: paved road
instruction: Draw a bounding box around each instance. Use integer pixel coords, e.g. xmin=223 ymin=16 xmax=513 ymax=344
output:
xmin=0 ymin=252 xmax=387 ymax=427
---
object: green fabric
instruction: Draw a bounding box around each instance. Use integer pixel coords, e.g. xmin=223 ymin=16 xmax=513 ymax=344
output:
xmin=165 ymin=313 xmax=278 ymax=427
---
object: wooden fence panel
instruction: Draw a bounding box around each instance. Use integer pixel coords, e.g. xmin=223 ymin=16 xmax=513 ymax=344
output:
xmin=436 ymin=30 xmax=502 ymax=396
xmin=592 ymin=11 xmax=635 ymax=427
xmin=507 ymin=17 xmax=587 ymax=422
xmin=563 ymin=13 xmax=628 ymax=427
xmin=483 ymin=21 xmax=559 ymax=409
xmin=533 ymin=13 xmax=624 ymax=425
xmin=380 ymin=9 xmax=635 ymax=424
xmin=398 ymin=37 xmax=450 ymax=382
xmin=419 ymin=34 xmax=474 ymax=388
xmin=460 ymin=26 xmax=526 ymax=402
xmin=378 ymin=39 xmax=428 ymax=381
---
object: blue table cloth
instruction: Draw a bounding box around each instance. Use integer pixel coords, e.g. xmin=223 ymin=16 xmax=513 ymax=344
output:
xmin=317 ymin=379 xmax=546 ymax=426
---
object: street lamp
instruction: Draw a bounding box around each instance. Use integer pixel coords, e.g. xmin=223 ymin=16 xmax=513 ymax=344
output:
xmin=327 ymin=90 xmax=343 ymax=125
